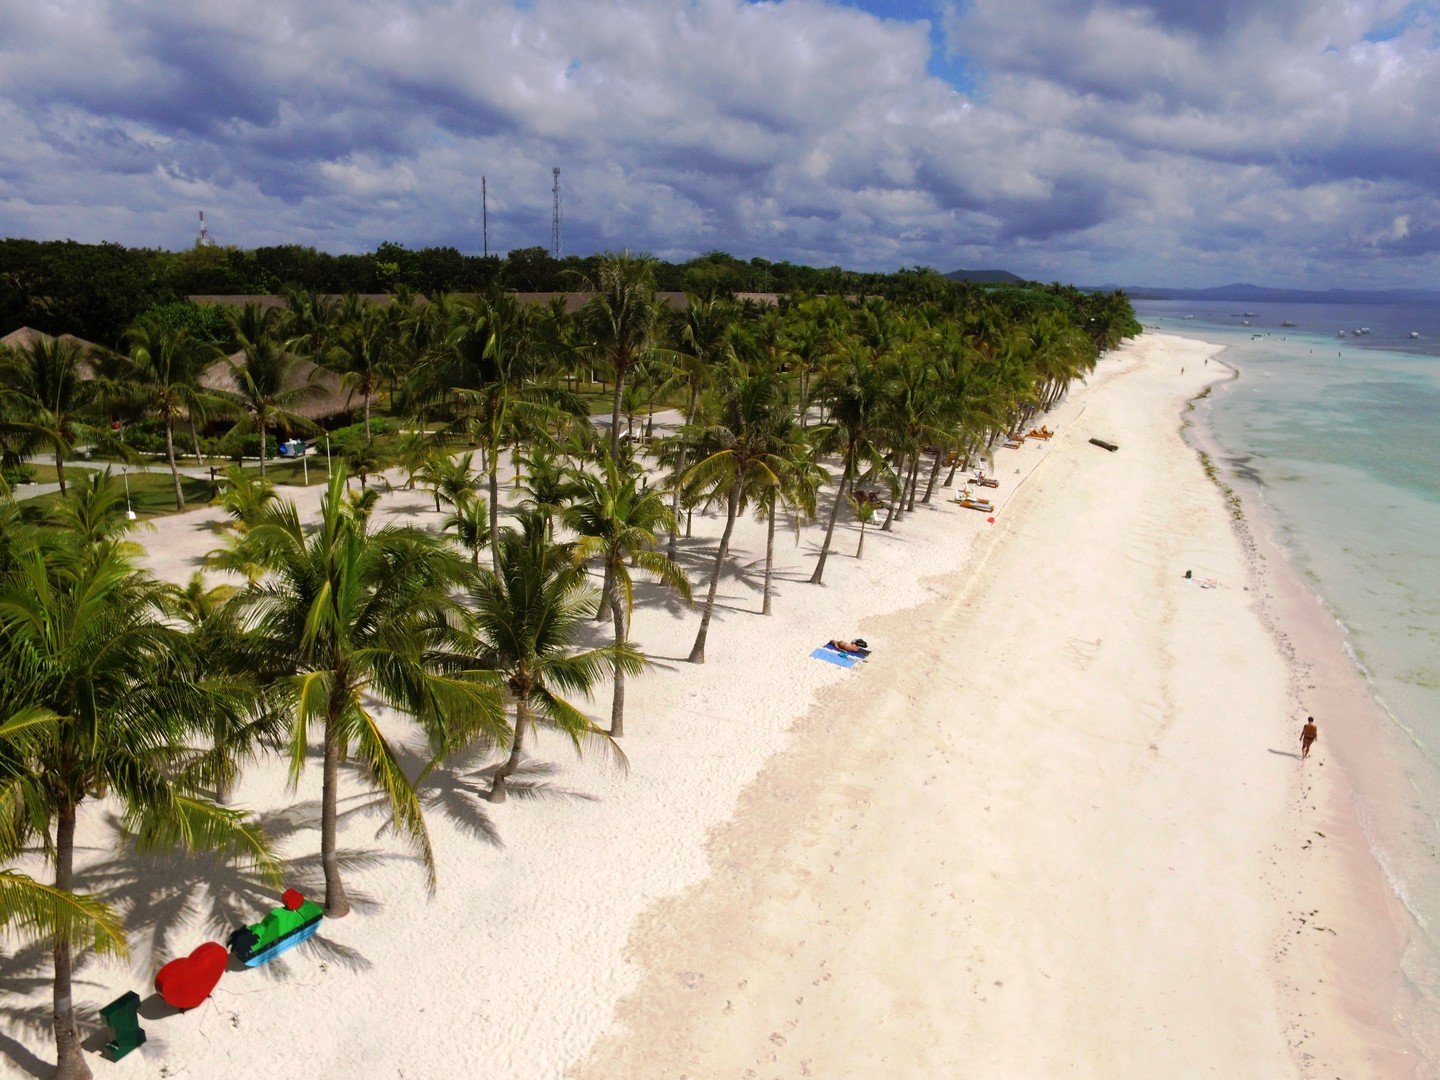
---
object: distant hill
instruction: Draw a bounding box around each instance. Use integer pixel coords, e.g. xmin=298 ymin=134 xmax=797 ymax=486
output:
xmin=945 ymin=268 xmax=1025 ymax=285
xmin=1099 ymin=282 xmax=1440 ymax=305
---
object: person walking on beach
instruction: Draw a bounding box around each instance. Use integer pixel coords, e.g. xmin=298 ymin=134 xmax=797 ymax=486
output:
xmin=1300 ymin=717 xmax=1318 ymax=759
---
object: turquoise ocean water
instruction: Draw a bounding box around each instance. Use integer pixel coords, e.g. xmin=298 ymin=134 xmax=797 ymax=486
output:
xmin=1136 ymin=299 xmax=1440 ymax=1043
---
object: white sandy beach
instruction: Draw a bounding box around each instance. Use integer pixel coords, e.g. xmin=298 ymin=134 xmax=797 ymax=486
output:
xmin=0 ymin=332 xmax=1415 ymax=1079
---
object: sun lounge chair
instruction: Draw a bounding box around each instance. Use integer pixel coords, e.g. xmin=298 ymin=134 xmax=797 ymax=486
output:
xmin=1003 ymin=438 xmax=1024 ymax=449
xmin=954 ymin=497 xmax=994 ymax=512
xmin=970 ymin=475 xmax=999 ymax=488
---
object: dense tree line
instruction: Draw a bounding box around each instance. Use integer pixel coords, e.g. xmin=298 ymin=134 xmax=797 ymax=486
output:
xmin=2 ymin=254 xmax=1139 ymax=1078
xmin=1 ymin=236 xmax=1138 ymax=351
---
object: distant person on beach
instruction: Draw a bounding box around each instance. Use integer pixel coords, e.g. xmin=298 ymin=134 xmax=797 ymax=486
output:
xmin=1301 ymin=717 xmax=1318 ymax=759
xmin=829 ymin=638 xmax=868 ymax=654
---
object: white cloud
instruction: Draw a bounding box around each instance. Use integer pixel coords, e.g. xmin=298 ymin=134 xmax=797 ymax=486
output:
xmin=0 ymin=0 xmax=1435 ymax=286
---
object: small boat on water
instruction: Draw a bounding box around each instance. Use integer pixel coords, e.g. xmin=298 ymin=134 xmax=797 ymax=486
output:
xmin=1281 ymin=320 xmax=1297 ymax=327
xmin=1242 ymin=320 xmax=1251 ymax=326
xmin=1183 ymin=315 xmax=1195 ymax=319
xmin=1337 ymin=330 xmax=1348 ymax=337
xmin=1410 ymin=331 xmax=1421 ymax=339
xmin=1244 ymin=312 xmax=1257 ymax=317
xmin=1357 ymin=327 xmax=1371 ymax=335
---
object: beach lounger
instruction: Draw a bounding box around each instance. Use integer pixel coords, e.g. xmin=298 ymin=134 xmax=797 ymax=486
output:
xmin=970 ymin=476 xmax=999 ymax=488
xmin=1003 ymin=439 xmax=1024 ymax=449
xmin=954 ymin=498 xmax=994 ymax=512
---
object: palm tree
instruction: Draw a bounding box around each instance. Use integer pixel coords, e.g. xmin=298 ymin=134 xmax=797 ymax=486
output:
xmin=109 ymin=315 xmax=230 ymax=509
xmin=564 ymin=455 xmax=689 ymax=736
xmin=515 ymin=443 xmax=579 ymax=525
xmin=683 ymin=368 xmax=790 ymax=663
xmin=221 ymin=470 xmax=505 ymax=915
xmin=849 ymin=491 xmax=881 ymax=557
xmin=0 ymin=539 xmax=277 ymax=1080
xmin=162 ymin=572 xmax=281 ymax=803
xmin=753 ymin=415 xmax=825 ymax=616
xmin=0 ymin=334 xmax=110 ymax=496
xmin=224 ymin=303 xmax=321 ymax=478
xmin=576 ymin=253 xmax=663 ymax=460
xmin=395 ymin=427 xmax=437 ymax=490
xmin=442 ymin=490 xmax=491 ymax=567
xmin=416 ymin=449 xmax=480 ymax=513
xmin=464 ymin=516 xmax=641 ymax=801
xmin=327 ymin=305 xmax=391 ymax=439
xmin=44 ymin=469 xmax=148 ymax=555
xmin=807 ymin=348 xmax=891 ymax=585
xmin=446 ymin=294 xmax=583 ymax=570
xmin=661 ymin=295 xmax=733 ymax=558
xmin=340 ymin=437 xmax=391 ymax=491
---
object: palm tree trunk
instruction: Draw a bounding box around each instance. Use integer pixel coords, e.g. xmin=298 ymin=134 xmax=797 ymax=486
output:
xmin=944 ymin=455 xmax=962 ymax=487
xmin=52 ymin=800 xmax=91 ymax=1080
xmin=321 ymin=713 xmax=351 ymax=918
xmin=363 ymin=393 xmax=371 ymax=440
xmin=609 ymin=571 xmax=627 ymax=737
xmin=762 ymin=490 xmax=777 ymax=616
xmin=688 ymin=479 xmax=741 ymax=663
xmin=667 ymin=386 xmax=699 ymax=559
xmin=610 ymin=370 xmax=625 ymax=461
xmin=596 ymin=562 xmax=614 ymax=622
xmin=905 ymin=453 xmax=921 ymax=512
xmin=921 ymin=450 xmax=944 ymax=504
xmin=856 ymin=517 xmax=867 ymax=558
xmin=488 ymin=701 xmax=528 ymax=803
xmin=54 ymin=447 xmax=67 ymax=497
xmin=192 ymin=423 xmax=204 ymax=467
xmin=665 ymin=452 xmax=688 ymax=561
xmin=165 ymin=415 xmax=185 ymax=510
xmin=258 ymin=417 xmax=268 ymax=479
xmin=808 ymin=461 xmax=849 ymax=585
xmin=488 ymin=460 xmax=501 ymax=576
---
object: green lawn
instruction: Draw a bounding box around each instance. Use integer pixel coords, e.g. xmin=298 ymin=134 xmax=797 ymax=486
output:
xmin=7 ymin=463 xmax=100 ymax=488
xmin=16 ymin=469 xmax=214 ymax=518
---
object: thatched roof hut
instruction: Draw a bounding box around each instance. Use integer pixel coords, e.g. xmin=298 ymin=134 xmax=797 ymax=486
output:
xmin=1 ymin=326 xmax=105 ymax=378
xmin=506 ymin=291 xmax=690 ymax=313
xmin=198 ymin=353 xmax=364 ymax=423
xmin=188 ymin=294 xmax=424 ymax=310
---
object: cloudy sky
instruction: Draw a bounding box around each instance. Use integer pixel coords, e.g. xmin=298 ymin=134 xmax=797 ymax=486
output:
xmin=1 ymin=0 xmax=1436 ymax=287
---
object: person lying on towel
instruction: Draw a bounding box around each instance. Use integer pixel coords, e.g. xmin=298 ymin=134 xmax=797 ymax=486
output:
xmin=829 ymin=638 xmax=869 ymax=654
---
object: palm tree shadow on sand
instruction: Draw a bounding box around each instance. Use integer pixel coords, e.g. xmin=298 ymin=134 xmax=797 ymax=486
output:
xmin=0 ymin=803 xmax=390 ymax=1076
xmin=0 ymin=941 xmax=65 ymax=1077
xmin=346 ymin=742 xmax=600 ymax=847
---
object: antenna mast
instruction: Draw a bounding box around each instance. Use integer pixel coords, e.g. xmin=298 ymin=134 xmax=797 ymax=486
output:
xmin=482 ymin=176 xmax=488 ymax=258
xmin=550 ymin=167 xmax=562 ymax=258
xmin=197 ymin=210 xmax=213 ymax=247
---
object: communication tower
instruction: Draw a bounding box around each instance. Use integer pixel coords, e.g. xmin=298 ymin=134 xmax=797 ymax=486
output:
xmin=197 ymin=210 xmax=214 ymax=247
xmin=550 ymin=167 xmax=562 ymax=258
xmin=482 ymin=176 xmax=489 ymax=258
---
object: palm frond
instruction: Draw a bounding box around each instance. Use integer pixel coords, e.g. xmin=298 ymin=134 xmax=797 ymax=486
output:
xmin=0 ymin=870 xmax=128 ymax=957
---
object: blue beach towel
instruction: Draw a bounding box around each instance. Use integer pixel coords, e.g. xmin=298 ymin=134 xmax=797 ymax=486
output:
xmin=810 ymin=643 xmax=869 ymax=668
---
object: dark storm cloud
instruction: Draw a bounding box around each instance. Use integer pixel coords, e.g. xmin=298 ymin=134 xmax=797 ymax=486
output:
xmin=0 ymin=0 xmax=1436 ymax=287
